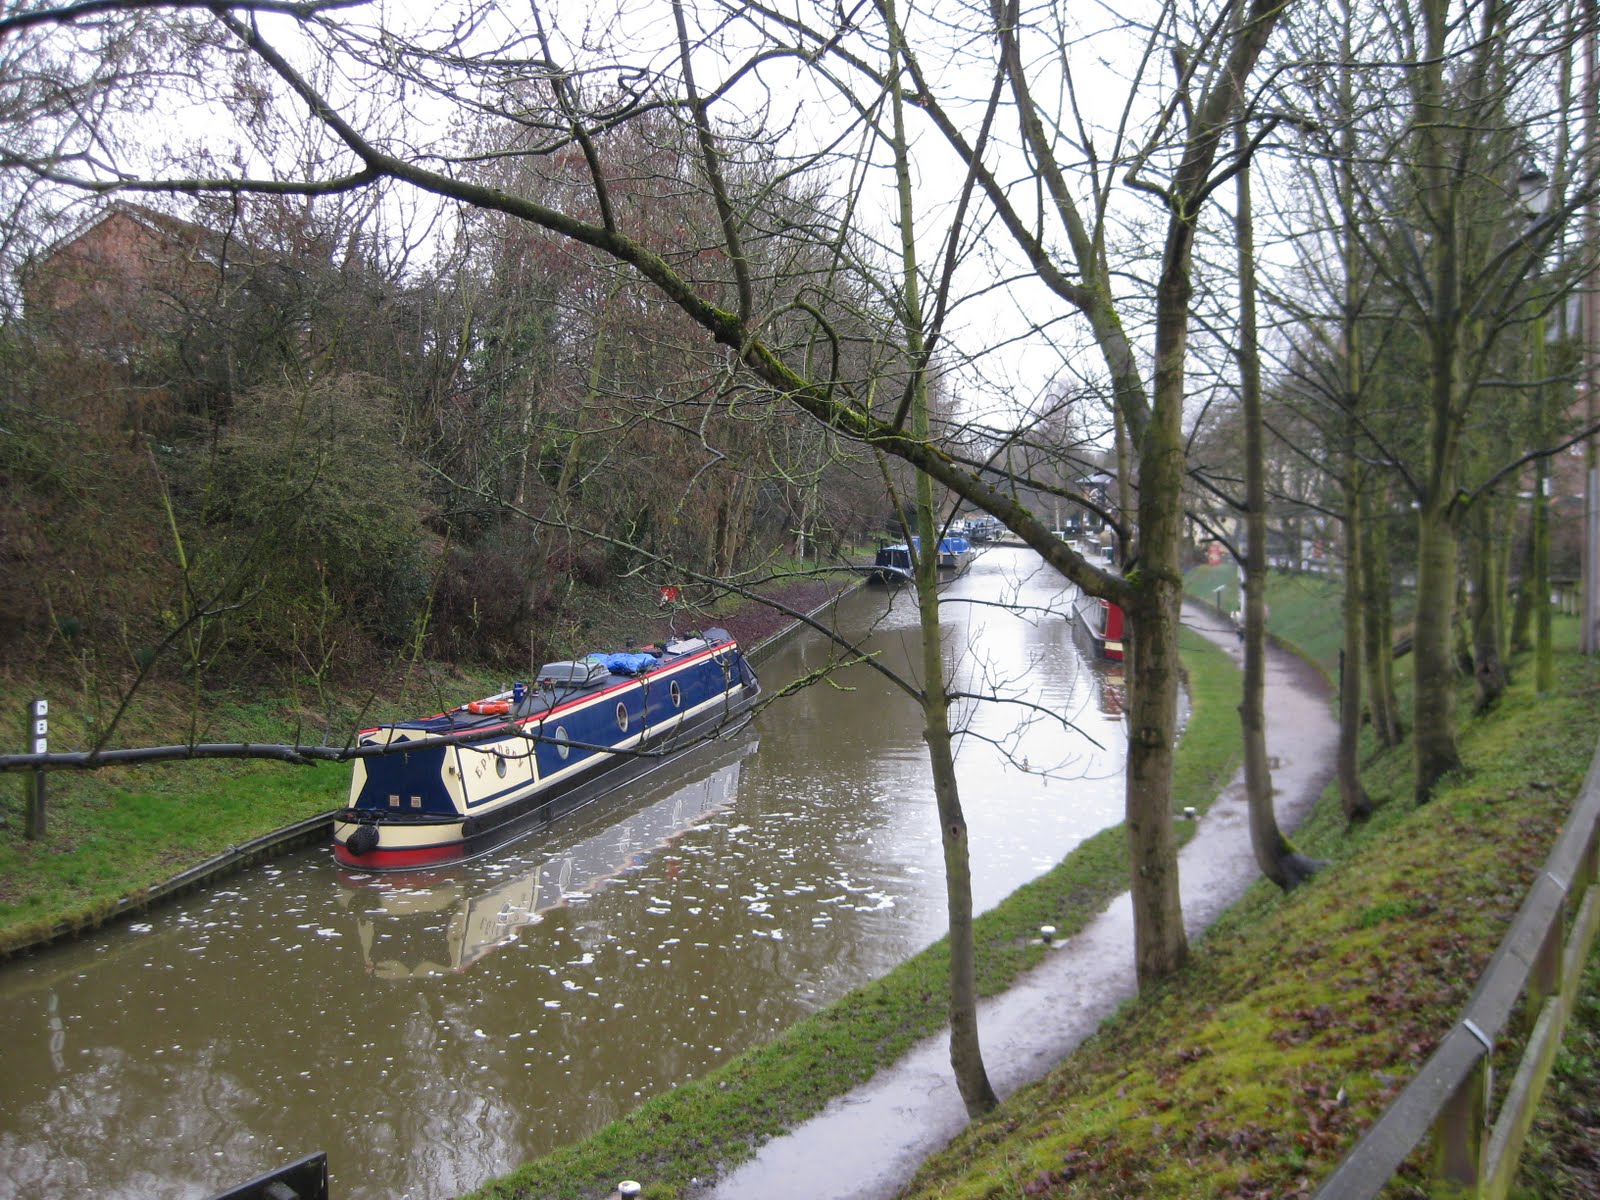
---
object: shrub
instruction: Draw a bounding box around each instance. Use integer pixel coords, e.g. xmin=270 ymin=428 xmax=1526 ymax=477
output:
xmin=194 ymin=373 xmax=433 ymax=676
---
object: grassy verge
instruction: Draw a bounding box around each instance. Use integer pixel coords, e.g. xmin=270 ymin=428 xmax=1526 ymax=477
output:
xmin=0 ymin=662 xmax=499 ymax=953
xmin=1185 ymin=563 xmax=1349 ymax=680
xmin=1515 ymin=929 xmax=1600 ymax=1195
xmin=466 ymin=627 xmax=1242 ymax=1200
xmin=0 ymin=575 xmax=848 ymax=956
xmin=895 ymin=614 xmax=1600 ymax=1199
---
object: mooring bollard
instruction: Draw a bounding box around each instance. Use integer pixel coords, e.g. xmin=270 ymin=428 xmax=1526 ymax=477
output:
xmin=25 ymin=698 xmax=47 ymax=840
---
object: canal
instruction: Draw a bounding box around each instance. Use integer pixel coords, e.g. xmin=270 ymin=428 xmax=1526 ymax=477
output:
xmin=0 ymin=546 xmax=1128 ymax=1199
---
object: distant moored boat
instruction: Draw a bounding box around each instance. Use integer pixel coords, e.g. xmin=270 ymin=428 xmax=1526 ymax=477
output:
xmin=1073 ymin=592 xmax=1126 ymax=661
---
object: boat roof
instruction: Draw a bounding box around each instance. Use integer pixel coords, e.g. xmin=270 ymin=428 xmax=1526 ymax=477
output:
xmin=360 ymin=628 xmax=740 ymax=737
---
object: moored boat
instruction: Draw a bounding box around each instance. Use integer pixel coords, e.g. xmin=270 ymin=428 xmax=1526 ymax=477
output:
xmin=935 ymin=534 xmax=975 ymax=576
xmin=1073 ymin=591 xmax=1126 ymax=661
xmin=339 ymin=733 xmax=756 ymax=976
xmin=333 ymin=628 xmax=759 ymax=870
xmin=867 ymin=542 xmax=915 ymax=586
xmin=866 ymin=534 xmax=975 ymax=585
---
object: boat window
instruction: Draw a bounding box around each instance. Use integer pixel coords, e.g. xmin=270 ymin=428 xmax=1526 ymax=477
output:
xmin=554 ymin=726 xmax=569 ymax=760
xmin=670 ymin=681 xmax=682 ymax=707
xmin=616 ymin=702 xmax=629 ymax=732
xmin=495 ymin=756 xmax=507 ymax=779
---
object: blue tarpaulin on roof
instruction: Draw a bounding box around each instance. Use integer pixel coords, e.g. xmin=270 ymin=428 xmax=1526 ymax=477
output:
xmin=586 ymin=651 xmax=660 ymax=675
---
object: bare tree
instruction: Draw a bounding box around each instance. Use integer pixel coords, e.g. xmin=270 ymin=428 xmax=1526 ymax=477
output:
xmin=1234 ymin=117 xmax=1323 ymax=886
xmin=0 ymin=0 xmax=1296 ymax=1000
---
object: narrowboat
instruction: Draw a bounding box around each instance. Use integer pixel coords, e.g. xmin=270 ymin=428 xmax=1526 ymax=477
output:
xmin=935 ymin=534 xmax=975 ymax=576
xmin=1073 ymin=591 xmax=1127 ymax=661
xmin=866 ymin=535 xmax=975 ymax=585
xmin=867 ymin=542 xmax=915 ymax=585
xmin=333 ymin=628 xmax=759 ymax=870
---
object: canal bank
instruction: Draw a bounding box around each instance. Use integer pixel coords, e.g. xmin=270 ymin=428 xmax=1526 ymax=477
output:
xmin=0 ymin=576 xmax=859 ymax=960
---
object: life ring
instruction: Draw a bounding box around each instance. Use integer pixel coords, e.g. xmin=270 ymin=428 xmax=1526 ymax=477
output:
xmin=466 ymin=700 xmax=511 ymax=715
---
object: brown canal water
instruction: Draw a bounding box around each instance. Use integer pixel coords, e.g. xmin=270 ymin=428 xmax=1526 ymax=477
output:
xmin=0 ymin=547 xmax=1128 ymax=1200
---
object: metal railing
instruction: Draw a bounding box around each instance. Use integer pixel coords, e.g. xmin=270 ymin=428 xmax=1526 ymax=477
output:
xmin=1313 ymin=738 xmax=1600 ymax=1198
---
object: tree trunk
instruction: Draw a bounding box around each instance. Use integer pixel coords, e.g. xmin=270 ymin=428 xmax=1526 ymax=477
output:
xmin=1126 ymin=217 xmax=1195 ymax=985
xmin=1333 ymin=30 xmax=1372 ymax=822
xmin=1468 ymin=496 xmax=1507 ymax=711
xmin=1125 ymin=580 xmax=1187 ymax=984
xmin=1337 ymin=500 xmax=1373 ymax=820
xmin=1510 ymin=520 xmax=1534 ymax=653
xmin=1237 ymin=148 xmax=1319 ymax=885
xmin=1413 ymin=501 xmax=1463 ymax=801
xmin=912 ymin=543 xmax=997 ymax=1116
xmin=1497 ymin=501 xmax=1514 ymax=667
xmin=1360 ymin=491 xmax=1402 ymax=747
xmin=1533 ymin=301 xmax=1554 ymax=690
xmin=888 ymin=20 xmax=995 ymax=1115
xmin=1410 ymin=0 xmax=1465 ymax=802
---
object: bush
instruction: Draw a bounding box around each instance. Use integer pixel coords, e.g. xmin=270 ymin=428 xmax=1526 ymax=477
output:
xmin=194 ymin=373 xmax=433 ymax=675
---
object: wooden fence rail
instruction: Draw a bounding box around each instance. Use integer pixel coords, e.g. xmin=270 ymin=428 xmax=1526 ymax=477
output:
xmin=1312 ymin=737 xmax=1600 ymax=1198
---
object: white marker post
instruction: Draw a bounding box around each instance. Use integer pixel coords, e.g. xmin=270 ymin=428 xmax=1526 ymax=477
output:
xmin=26 ymin=698 xmax=46 ymax=839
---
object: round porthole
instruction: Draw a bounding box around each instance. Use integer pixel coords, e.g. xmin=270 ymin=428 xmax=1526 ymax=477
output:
xmin=554 ymin=726 xmax=570 ymax=760
xmin=616 ymin=702 xmax=629 ymax=732
xmin=670 ymin=681 xmax=682 ymax=707
xmin=495 ymin=756 xmax=507 ymax=778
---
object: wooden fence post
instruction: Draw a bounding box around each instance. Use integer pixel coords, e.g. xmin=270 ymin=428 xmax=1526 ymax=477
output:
xmin=1433 ymin=1047 xmax=1488 ymax=1188
xmin=1524 ymin=887 xmax=1567 ymax=1031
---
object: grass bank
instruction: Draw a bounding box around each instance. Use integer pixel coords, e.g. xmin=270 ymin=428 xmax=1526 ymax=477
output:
xmin=0 ymin=570 xmax=854 ymax=956
xmin=895 ymin=614 xmax=1600 ymax=1199
xmin=0 ymin=682 xmax=378 ymax=953
xmin=467 ymin=626 xmax=1243 ymax=1199
xmin=1183 ymin=562 xmax=1349 ymax=679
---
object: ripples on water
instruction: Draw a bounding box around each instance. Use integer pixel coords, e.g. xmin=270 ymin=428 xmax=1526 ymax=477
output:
xmin=0 ymin=548 xmax=1128 ymax=1200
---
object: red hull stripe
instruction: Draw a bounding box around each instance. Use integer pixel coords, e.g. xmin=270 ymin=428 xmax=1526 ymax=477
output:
xmin=333 ymin=843 xmax=466 ymax=870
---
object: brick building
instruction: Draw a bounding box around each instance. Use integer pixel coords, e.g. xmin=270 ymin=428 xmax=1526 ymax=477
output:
xmin=23 ymin=202 xmax=254 ymax=358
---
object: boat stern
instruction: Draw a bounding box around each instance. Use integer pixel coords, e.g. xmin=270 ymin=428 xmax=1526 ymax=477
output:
xmin=337 ymin=723 xmax=472 ymax=869
xmin=332 ymin=812 xmax=469 ymax=869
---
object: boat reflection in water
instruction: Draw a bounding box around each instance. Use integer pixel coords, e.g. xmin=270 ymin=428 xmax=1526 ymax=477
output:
xmin=338 ymin=731 xmax=758 ymax=978
xmin=1097 ymin=665 xmax=1126 ymax=719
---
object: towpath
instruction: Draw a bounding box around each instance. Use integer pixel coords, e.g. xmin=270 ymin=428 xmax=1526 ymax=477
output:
xmin=694 ymin=601 xmax=1338 ymax=1200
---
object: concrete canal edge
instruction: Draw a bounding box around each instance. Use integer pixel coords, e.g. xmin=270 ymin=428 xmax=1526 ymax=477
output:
xmin=3 ymin=584 xmax=866 ymax=959
xmin=744 ymin=579 xmax=868 ymax=665
xmin=3 ymin=807 xmax=339 ymax=958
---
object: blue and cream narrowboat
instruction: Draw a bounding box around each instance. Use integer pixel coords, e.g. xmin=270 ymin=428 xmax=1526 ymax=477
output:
xmin=333 ymin=628 xmax=759 ymax=870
